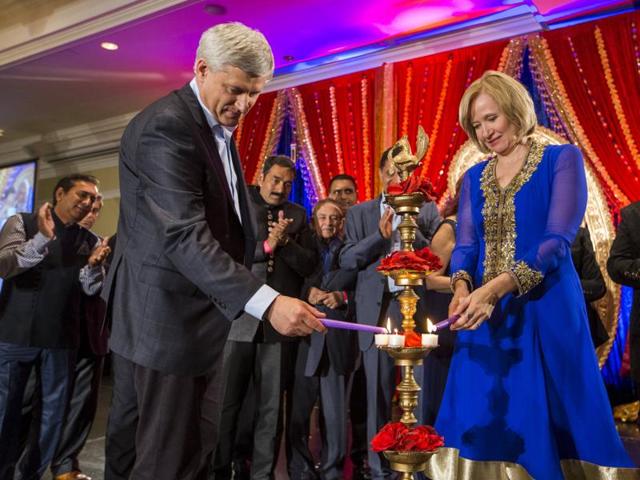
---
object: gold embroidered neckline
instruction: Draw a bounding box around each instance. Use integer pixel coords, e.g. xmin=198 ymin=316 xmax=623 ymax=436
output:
xmin=480 ymin=140 xmax=546 ymax=286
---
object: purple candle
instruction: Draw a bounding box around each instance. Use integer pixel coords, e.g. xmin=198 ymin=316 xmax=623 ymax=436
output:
xmin=321 ymin=318 xmax=387 ymax=334
xmin=430 ymin=315 xmax=460 ymax=332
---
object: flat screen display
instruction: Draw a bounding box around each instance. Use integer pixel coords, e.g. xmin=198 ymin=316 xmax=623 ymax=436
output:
xmin=0 ymin=160 xmax=37 ymax=291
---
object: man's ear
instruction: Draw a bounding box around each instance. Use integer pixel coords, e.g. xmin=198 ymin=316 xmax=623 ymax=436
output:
xmin=194 ymin=58 xmax=208 ymax=79
xmin=257 ymin=172 xmax=265 ymax=187
xmin=54 ymin=187 xmax=64 ymax=204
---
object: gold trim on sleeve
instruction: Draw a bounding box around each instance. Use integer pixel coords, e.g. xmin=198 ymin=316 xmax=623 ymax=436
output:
xmin=450 ymin=270 xmax=473 ymax=293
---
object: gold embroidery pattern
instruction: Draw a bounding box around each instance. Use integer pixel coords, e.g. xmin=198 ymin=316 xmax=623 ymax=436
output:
xmin=450 ymin=270 xmax=473 ymax=293
xmin=425 ymin=447 xmax=640 ymax=480
xmin=511 ymin=261 xmax=544 ymax=296
xmin=480 ymin=141 xmax=546 ymax=288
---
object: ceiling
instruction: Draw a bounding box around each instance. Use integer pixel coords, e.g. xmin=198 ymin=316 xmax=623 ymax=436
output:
xmin=0 ymin=0 xmax=635 ymax=151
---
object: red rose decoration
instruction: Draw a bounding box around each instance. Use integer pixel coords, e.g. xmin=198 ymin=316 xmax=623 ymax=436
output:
xmin=404 ymin=330 xmax=422 ymax=348
xmin=371 ymin=422 xmax=444 ymax=452
xmin=371 ymin=422 xmax=408 ymax=452
xmin=387 ymin=176 xmax=436 ymax=201
xmin=377 ymin=247 xmax=442 ymax=274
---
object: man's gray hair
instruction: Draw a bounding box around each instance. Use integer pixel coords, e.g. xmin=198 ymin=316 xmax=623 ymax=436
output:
xmin=196 ymin=22 xmax=274 ymax=78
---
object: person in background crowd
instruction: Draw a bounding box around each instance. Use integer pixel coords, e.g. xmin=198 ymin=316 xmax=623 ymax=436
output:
xmin=213 ymin=155 xmax=318 ymax=480
xmin=608 ymin=201 xmax=640 ymax=410
xmin=572 ymin=225 xmax=608 ymax=349
xmin=328 ymin=174 xmax=358 ymax=210
xmin=288 ymin=198 xmax=358 ymax=480
xmin=0 ymin=174 xmax=109 ymax=479
xmin=50 ymin=195 xmax=110 ymax=480
xmin=102 ymin=23 xmax=324 ymax=480
xmin=339 ymin=151 xmax=441 ymax=480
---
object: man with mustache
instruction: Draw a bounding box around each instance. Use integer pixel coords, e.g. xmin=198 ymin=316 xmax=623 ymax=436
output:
xmin=0 ymin=174 xmax=109 ymax=479
xmin=214 ymin=155 xmax=318 ymax=480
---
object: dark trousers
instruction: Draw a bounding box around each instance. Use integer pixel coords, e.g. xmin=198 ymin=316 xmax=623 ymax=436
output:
xmin=51 ymin=352 xmax=104 ymax=476
xmin=348 ymin=357 xmax=369 ymax=471
xmin=0 ymin=342 xmax=74 ymax=480
xmin=106 ymin=354 xmax=225 ymax=480
xmin=213 ymin=341 xmax=293 ymax=480
xmin=288 ymin=354 xmax=349 ymax=480
xmin=105 ymin=353 xmax=137 ymax=480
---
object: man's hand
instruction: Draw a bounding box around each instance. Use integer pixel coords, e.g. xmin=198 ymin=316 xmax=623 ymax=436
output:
xmin=37 ymin=202 xmax=55 ymax=239
xmin=268 ymin=211 xmax=294 ymax=248
xmin=266 ymin=295 xmax=326 ymax=336
xmin=88 ymin=237 xmax=112 ymax=268
xmin=307 ymin=286 xmax=325 ymax=305
xmin=379 ymin=208 xmax=393 ymax=239
xmin=320 ymin=291 xmax=344 ymax=309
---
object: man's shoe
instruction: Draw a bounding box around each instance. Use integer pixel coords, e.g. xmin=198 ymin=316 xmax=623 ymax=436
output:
xmin=54 ymin=471 xmax=92 ymax=480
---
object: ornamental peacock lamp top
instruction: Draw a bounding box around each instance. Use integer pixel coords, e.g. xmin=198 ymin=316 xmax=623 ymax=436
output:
xmin=385 ymin=125 xmax=430 ymax=182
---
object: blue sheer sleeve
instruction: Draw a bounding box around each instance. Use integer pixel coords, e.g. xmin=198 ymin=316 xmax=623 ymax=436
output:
xmin=509 ymin=145 xmax=588 ymax=295
xmin=449 ymin=169 xmax=479 ymax=291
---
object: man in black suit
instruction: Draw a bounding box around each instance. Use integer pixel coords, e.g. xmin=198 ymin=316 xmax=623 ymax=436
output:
xmin=102 ymin=24 xmax=324 ymax=480
xmin=51 ymin=195 xmax=109 ymax=480
xmin=0 ymin=175 xmax=108 ymax=480
xmin=288 ymin=198 xmax=358 ymax=480
xmin=213 ymin=155 xmax=318 ymax=480
xmin=608 ymin=202 xmax=640 ymax=400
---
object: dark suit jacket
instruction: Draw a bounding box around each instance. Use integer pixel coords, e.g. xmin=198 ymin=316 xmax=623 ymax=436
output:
xmin=302 ymin=236 xmax=358 ymax=377
xmin=102 ymin=83 xmax=263 ymax=376
xmin=227 ymin=187 xmax=317 ymax=343
xmin=339 ymin=196 xmax=441 ymax=351
xmin=608 ymin=201 xmax=640 ymax=381
xmin=571 ymin=227 xmax=608 ymax=348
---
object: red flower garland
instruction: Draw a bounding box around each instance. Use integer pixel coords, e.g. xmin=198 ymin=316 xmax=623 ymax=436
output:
xmin=387 ymin=176 xmax=436 ymax=200
xmin=404 ymin=330 xmax=422 ymax=348
xmin=371 ymin=422 xmax=444 ymax=452
xmin=377 ymin=247 xmax=442 ymax=274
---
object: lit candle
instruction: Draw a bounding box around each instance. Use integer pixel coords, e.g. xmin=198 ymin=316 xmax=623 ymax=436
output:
xmin=422 ymin=318 xmax=438 ymax=347
xmin=388 ymin=329 xmax=405 ymax=348
xmin=375 ymin=333 xmax=389 ymax=346
xmin=375 ymin=318 xmax=391 ymax=346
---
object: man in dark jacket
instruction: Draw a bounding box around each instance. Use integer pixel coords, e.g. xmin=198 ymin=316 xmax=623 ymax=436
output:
xmin=608 ymin=202 xmax=640 ymax=397
xmin=0 ymin=174 xmax=108 ymax=479
xmin=213 ymin=155 xmax=318 ymax=480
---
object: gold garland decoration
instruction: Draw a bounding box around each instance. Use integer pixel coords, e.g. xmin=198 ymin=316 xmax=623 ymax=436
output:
xmin=329 ymin=85 xmax=345 ymax=175
xmin=401 ymin=62 xmax=413 ymax=136
xmin=250 ymin=90 xmax=287 ymax=185
xmin=420 ymin=57 xmax=452 ymax=180
xmin=595 ymin=26 xmax=640 ymax=171
xmin=361 ymin=76 xmax=372 ymax=199
xmin=528 ymin=35 xmax=630 ymax=206
xmin=498 ymin=37 xmax=526 ymax=78
xmin=287 ymin=88 xmax=327 ymax=199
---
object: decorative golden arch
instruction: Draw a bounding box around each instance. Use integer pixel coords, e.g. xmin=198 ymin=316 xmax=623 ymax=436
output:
xmin=446 ymin=126 xmax=619 ymax=368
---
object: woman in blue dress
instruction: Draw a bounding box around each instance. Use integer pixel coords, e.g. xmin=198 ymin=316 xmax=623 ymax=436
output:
xmin=425 ymin=71 xmax=638 ymax=479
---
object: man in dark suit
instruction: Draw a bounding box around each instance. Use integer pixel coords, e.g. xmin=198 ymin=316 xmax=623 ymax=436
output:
xmin=608 ymin=202 xmax=640 ymax=401
xmin=288 ymin=198 xmax=359 ymax=480
xmin=213 ymin=155 xmax=318 ymax=480
xmin=50 ymin=195 xmax=109 ymax=480
xmin=0 ymin=175 xmax=108 ymax=480
xmin=102 ymin=24 xmax=324 ymax=480
xmin=339 ymin=151 xmax=441 ymax=480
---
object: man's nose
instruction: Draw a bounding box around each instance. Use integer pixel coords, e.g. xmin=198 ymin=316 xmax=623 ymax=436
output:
xmin=236 ymin=94 xmax=249 ymax=114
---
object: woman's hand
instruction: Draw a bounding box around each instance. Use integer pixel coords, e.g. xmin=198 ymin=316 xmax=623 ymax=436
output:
xmin=448 ymin=281 xmax=470 ymax=317
xmin=451 ymin=285 xmax=498 ymax=330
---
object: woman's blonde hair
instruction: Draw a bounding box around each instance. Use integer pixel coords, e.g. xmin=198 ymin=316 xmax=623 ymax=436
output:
xmin=458 ymin=70 xmax=537 ymax=154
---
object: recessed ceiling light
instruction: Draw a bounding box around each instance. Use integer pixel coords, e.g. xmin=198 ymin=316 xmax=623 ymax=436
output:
xmin=0 ymin=129 xmax=4 ymax=137
xmin=100 ymin=42 xmax=119 ymax=51
xmin=204 ymin=4 xmax=226 ymax=15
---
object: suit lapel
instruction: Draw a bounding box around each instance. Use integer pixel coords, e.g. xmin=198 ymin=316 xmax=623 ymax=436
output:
xmin=230 ymin=139 xmax=257 ymax=267
xmin=175 ymin=85 xmax=235 ymax=206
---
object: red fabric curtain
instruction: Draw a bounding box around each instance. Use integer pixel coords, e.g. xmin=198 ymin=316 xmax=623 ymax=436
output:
xmin=394 ymin=39 xmax=509 ymax=198
xmin=542 ymin=11 xmax=640 ymax=206
xmin=234 ymin=91 xmax=279 ymax=183
xmin=296 ymin=69 xmax=377 ymax=201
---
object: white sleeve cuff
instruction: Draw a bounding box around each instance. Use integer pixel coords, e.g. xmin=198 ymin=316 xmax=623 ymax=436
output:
xmin=244 ymin=284 xmax=280 ymax=321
